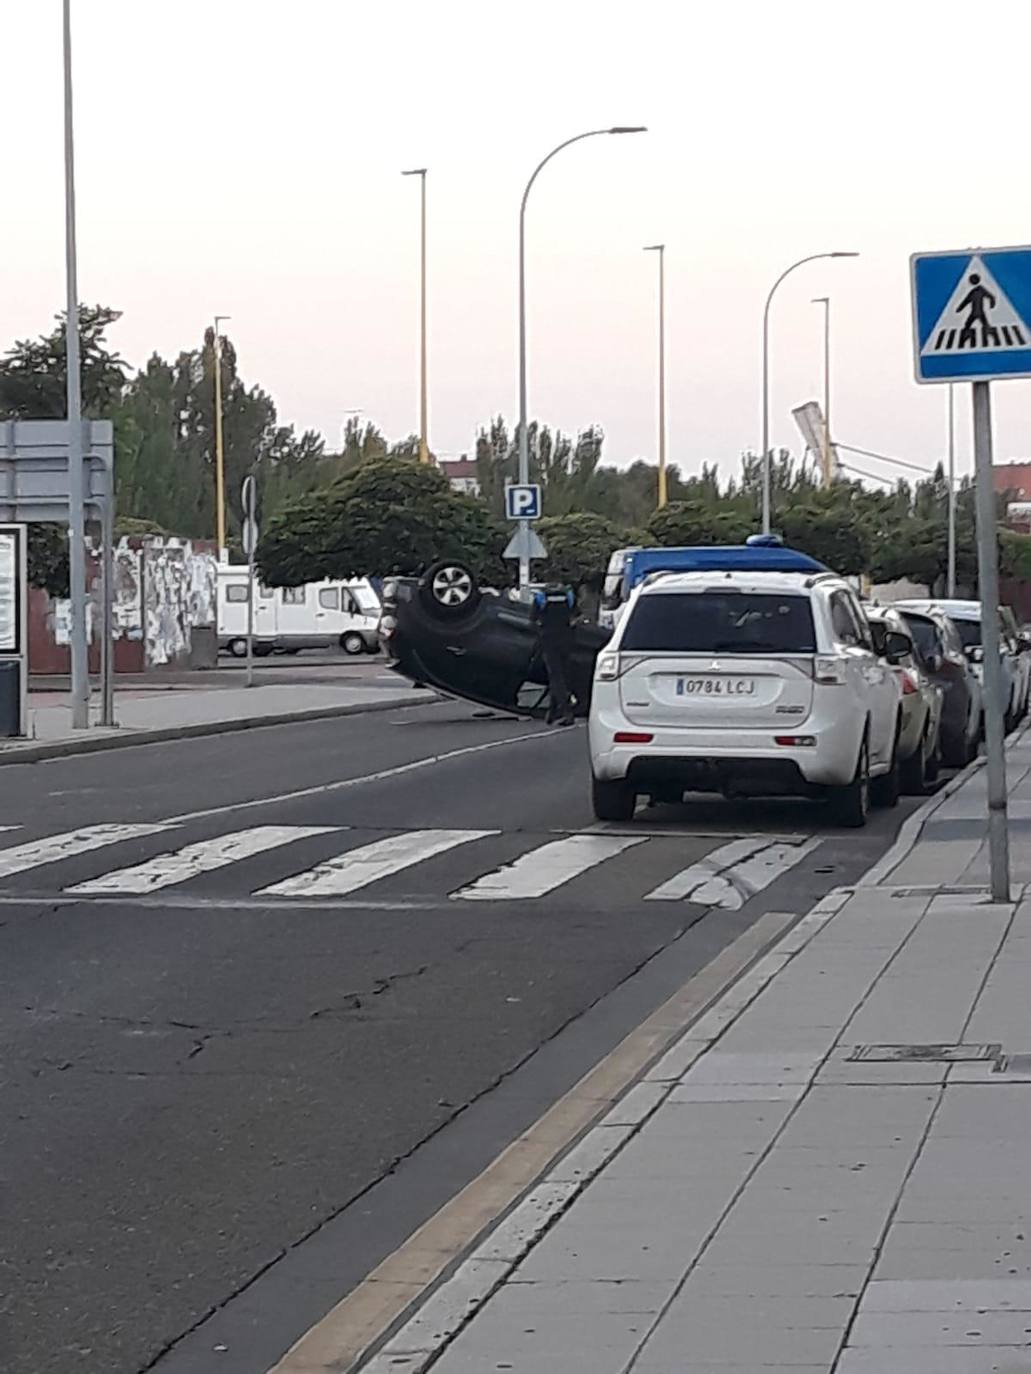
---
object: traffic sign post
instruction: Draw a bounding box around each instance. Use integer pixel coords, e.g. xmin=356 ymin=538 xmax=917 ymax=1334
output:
xmin=241 ymin=476 xmax=258 ymax=689
xmin=911 ymin=245 xmax=1031 ymax=901
xmin=504 ymin=484 xmax=544 ymax=586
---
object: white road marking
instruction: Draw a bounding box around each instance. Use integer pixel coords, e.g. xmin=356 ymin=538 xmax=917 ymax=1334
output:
xmin=168 ymin=730 xmax=550 ymax=825
xmin=260 ymin=829 xmax=495 ymax=898
xmin=454 ymin=834 xmax=645 ymax=901
xmin=645 ymin=835 xmax=821 ymax=908
xmin=66 ymin=825 xmax=339 ymax=895
xmin=0 ymin=823 xmax=174 ymax=880
xmin=0 ymin=825 xmax=20 ymax=832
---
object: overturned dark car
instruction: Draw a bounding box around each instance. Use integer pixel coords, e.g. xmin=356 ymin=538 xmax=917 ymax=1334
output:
xmin=380 ymin=561 xmax=610 ymax=718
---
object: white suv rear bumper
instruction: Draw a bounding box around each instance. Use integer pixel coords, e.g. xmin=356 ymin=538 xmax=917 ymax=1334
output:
xmin=589 ymin=701 xmax=865 ymax=790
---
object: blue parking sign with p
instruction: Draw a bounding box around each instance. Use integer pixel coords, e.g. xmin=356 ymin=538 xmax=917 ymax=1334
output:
xmin=912 ymin=245 xmax=1031 ymax=384
xmin=505 ymin=484 xmax=542 ymax=520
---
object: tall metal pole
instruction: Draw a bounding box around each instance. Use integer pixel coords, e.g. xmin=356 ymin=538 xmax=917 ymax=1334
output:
xmin=63 ymin=0 xmax=89 ymax=729
xmin=645 ymin=245 xmax=667 ymax=508
xmin=947 ymin=383 xmax=957 ymax=597
xmin=760 ymin=251 xmax=858 ymax=532
xmin=812 ymin=296 xmax=832 ymax=486
xmin=100 ymin=491 xmax=115 ymax=727
xmin=214 ymin=316 xmax=230 ymax=559
xmin=972 ymin=380 xmax=1010 ymax=903
xmin=402 ymin=170 xmax=430 ymax=463
xmin=518 ymin=126 xmax=646 ymax=587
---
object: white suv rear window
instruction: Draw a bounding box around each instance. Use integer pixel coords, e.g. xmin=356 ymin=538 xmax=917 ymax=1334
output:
xmin=621 ymin=592 xmax=816 ymax=654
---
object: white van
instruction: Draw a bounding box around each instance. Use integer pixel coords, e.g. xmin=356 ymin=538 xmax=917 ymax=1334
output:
xmin=217 ymin=567 xmax=381 ymax=657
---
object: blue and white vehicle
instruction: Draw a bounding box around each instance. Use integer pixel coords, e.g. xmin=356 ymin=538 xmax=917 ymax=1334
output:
xmin=598 ymin=537 xmax=827 ymax=631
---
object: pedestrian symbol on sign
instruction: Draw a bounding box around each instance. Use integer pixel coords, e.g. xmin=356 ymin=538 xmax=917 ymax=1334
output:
xmin=922 ymin=255 xmax=1028 ymax=356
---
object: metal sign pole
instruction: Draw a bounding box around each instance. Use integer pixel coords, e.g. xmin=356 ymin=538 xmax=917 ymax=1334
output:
xmin=246 ymin=558 xmax=255 ymax=689
xmin=971 ymin=379 xmax=1010 ymax=902
xmin=100 ymin=487 xmax=115 ymax=727
xmin=63 ymin=0 xmax=89 ymax=730
xmin=947 ymin=383 xmax=957 ymax=597
xmin=242 ymin=475 xmax=257 ymax=688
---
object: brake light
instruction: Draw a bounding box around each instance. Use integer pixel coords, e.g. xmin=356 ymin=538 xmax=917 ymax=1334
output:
xmin=614 ymin=731 xmax=653 ymax=744
xmin=901 ymin=669 xmax=919 ymax=695
xmin=597 ymin=653 xmax=621 ymax=681
xmin=814 ymin=655 xmax=847 ymax=685
xmin=775 ymin=735 xmax=816 ymax=747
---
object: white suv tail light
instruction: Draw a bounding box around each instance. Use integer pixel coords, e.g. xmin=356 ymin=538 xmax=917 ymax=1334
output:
xmin=596 ymin=653 xmax=622 ymax=681
xmin=814 ymin=655 xmax=848 ymax=686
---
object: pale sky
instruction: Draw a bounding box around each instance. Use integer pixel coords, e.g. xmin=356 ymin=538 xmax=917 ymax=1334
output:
xmin=4 ymin=0 xmax=1031 ymax=491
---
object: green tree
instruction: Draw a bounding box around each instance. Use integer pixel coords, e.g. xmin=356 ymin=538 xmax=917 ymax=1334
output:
xmin=0 ymin=306 xmax=129 ymax=592
xmin=644 ymin=499 xmax=752 ymax=547
xmin=537 ymin=512 xmax=627 ymax=612
xmin=257 ymin=457 xmax=505 ymax=586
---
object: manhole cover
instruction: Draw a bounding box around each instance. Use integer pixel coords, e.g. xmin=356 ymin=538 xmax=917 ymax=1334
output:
xmin=847 ymin=1043 xmax=1001 ymax=1064
xmin=994 ymin=1054 xmax=1031 ymax=1075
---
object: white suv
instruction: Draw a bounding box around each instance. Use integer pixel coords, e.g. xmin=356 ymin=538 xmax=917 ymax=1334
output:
xmin=588 ymin=570 xmax=906 ymax=826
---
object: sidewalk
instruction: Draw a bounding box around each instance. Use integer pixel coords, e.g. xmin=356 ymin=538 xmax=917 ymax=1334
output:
xmin=362 ymin=736 xmax=1031 ymax=1374
xmin=0 ymin=667 xmax=426 ymax=764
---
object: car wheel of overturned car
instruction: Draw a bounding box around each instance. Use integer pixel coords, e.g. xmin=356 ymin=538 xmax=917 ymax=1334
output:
xmin=591 ymin=776 xmax=636 ymax=823
xmin=419 ymin=560 xmax=482 ymax=621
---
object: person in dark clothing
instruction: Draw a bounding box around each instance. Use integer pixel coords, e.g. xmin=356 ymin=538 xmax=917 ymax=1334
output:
xmin=532 ymin=583 xmax=576 ymax=725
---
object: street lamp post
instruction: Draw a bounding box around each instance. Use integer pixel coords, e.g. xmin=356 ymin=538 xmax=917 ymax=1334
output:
xmin=213 ymin=315 xmax=231 ymax=559
xmin=760 ymin=251 xmax=858 ymax=532
xmin=517 ymin=126 xmax=646 ymax=587
xmin=402 ymin=168 xmax=430 ymax=463
xmin=63 ymin=0 xmax=89 ymax=730
xmin=644 ymin=244 xmax=667 ymax=509
xmin=811 ymin=295 xmax=832 ymax=486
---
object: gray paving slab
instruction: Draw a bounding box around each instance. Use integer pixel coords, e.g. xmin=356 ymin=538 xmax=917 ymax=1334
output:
xmin=636 ymin=1309 xmax=844 ymax=1365
xmin=848 ymin=1307 xmax=1031 ymax=1345
xmin=860 ymin=1279 xmax=1031 ymax=1312
xmin=431 ymin=1306 xmax=654 ymax=1373
xmin=837 ymin=1350 xmax=1031 ymax=1373
xmin=683 ymin=1263 xmax=866 ymax=1297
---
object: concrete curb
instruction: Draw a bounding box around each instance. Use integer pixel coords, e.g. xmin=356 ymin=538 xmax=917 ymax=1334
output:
xmin=0 ymin=693 xmax=433 ymax=767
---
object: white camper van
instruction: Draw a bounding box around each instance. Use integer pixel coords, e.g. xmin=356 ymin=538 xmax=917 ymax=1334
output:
xmin=217 ymin=567 xmax=381 ymax=657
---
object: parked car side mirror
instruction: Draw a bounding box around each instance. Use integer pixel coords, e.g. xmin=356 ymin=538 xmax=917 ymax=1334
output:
xmin=882 ymin=630 xmax=912 ymax=666
xmin=926 ymin=651 xmax=944 ymax=674
xmin=868 ymin=622 xmax=887 ymax=656
xmin=965 ymin=645 xmax=985 ymax=665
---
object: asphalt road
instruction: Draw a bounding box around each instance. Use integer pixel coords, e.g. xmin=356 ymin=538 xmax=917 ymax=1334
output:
xmin=0 ymin=701 xmax=929 ymax=1374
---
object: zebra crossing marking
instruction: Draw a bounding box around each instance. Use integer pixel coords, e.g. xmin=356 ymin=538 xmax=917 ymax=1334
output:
xmin=645 ymin=835 xmax=820 ymax=908
xmin=0 ymin=822 xmax=825 ymax=908
xmin=0 ymin=823 xmax=174 ymax=880
xmin=67 ymin=825 xmax=340 ymax=896
xmin=454 ymin=834 xmax=646 ymax=901
xmin=259 ymin=829 xmax=496 ymax=898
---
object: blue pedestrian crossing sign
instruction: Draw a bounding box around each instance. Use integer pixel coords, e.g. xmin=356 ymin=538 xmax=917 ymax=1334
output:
xmin=911 ymin=245 xmax=1031 ymax=384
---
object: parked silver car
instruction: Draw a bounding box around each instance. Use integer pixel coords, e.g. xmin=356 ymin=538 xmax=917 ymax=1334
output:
xmin=898 ymin=599 xmax=1029 ymax=732
xmin=867 ymin=606 xmax=943 ymax=793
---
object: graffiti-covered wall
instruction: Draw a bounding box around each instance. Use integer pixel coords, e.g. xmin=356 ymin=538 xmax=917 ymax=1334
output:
xmin=29 ymin=536 xmax=218 ymax=674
